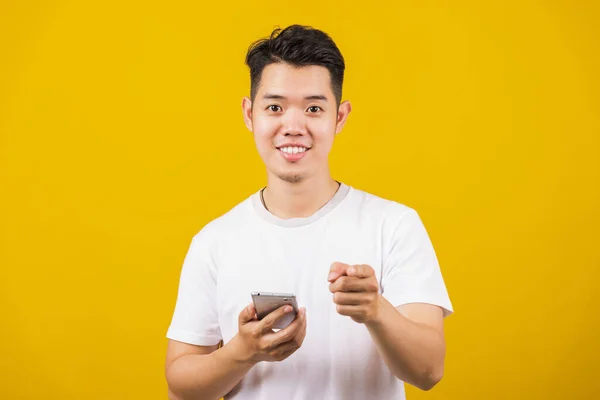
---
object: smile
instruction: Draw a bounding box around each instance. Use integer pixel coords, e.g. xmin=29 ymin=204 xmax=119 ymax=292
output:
xmin=279 ymin=146 xmax=308 ymax=154
xmin=276 ymin=146 xmax=310 ymax=162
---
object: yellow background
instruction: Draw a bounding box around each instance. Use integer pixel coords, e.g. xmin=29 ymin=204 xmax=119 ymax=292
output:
xmin=1 ymin=1 xmax=599 ymax=399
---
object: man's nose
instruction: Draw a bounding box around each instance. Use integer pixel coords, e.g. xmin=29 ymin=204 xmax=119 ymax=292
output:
xmin=282 ymin=108 xmax=307 ymax=136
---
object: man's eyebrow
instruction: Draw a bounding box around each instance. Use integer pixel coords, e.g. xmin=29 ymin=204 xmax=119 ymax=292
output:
xmin=262 ymin=93 xmax=286 ymax=100
xmin=305 ymin=95 xmax=328 ymax=101
xmin=261 ymin=93 xmax=328 ymax=102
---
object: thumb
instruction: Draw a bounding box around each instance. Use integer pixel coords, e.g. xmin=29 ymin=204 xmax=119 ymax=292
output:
xmin=328 ymin=262 xmax=350 ymax=282
xmin=238 ymin=303 xmax=256 ymax=325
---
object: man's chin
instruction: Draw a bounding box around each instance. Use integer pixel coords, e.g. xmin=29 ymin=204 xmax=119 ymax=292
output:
xmin=266 ymin=164 xmax=310 ymax=183
xmin=276 ymin=173 xmax=305 ymax=183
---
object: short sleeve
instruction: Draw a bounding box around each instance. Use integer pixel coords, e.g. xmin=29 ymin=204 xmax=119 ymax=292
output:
xmin=166 ymin=228 xmax=222 ymax=345
xmin=381 ymin=208 xmax=453 ymax=317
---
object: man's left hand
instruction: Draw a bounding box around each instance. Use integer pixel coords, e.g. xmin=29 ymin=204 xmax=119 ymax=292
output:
xmin=328 ymin=262 xmax=382 ymax=324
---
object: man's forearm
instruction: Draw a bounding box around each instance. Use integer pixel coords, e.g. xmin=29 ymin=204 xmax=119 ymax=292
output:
xmin=365 ymin=297 xmax=446 ymax=391
xmin=166 ymin=337 xmax=254 ymax=400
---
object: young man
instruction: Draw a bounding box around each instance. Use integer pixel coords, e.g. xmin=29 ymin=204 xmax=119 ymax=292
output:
xmin=165 ymin=25 xmax=453 ymax=400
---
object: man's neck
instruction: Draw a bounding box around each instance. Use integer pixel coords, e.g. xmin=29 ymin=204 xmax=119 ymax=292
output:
xmin=262 ymin=174 xmax=341 ymax=219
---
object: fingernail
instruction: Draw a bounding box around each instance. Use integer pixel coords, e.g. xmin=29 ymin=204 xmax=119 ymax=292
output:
xmin=348 ymin=267 xmax=355 ymax=275
xmin=284 ymin=305 xmax=293 ymax=313
xmin=327 ymin=272 xmax=336 ymax=281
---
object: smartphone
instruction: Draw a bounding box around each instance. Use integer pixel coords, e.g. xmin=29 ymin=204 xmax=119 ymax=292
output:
xmin=251 ymin=292 xmax=298 ymax=330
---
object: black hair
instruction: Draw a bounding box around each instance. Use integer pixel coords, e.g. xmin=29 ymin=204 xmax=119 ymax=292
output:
xmin=245 ymin=25 xmax=345 ymax=106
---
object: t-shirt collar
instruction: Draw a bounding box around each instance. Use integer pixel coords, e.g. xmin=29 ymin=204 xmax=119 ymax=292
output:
xmin=251 ymin=182 xmax=351 ymax=227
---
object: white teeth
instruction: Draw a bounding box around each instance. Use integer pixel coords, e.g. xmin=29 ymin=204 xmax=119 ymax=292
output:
xmin=280 ymin=146 xmax=307 ymax=154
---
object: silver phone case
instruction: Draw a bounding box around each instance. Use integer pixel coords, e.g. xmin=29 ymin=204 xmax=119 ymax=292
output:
xmin=251 ymin=292 xmax=298 ymax=330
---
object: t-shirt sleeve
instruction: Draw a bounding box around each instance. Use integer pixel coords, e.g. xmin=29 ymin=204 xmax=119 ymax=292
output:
xmin=166 ymin=228 xmax=222 ymax=345
xmin=381 ymin=208 xmax=453 ymax=317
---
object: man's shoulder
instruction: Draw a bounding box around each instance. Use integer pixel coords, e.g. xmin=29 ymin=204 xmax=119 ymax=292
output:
xmin=191 ymin=194 xmax=255 ymax=242
xmin=348 ymin=186 xmax=415 ymax=220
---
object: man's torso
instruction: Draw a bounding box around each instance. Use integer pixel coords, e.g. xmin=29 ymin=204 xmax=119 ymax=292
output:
xmin=212 ymin=187 xmax=406 ymax=399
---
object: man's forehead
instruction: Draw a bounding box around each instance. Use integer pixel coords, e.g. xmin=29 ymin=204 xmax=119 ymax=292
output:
xmin=257 ymin=63 xmax=334 ymax=101
xmin=262 ymin=62 xmax=330 ymax=77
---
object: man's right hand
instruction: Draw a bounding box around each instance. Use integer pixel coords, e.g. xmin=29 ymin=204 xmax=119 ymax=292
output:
xmin=232 ymin=302 xmax=307 ymax=364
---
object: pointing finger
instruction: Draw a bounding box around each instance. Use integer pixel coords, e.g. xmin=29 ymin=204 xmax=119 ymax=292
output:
xmin=328 ymin=262 xmax=350 ymax=282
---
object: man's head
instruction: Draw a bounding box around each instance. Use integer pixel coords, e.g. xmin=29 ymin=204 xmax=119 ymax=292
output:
xmin=242 ymin=25 xmax=351 ymax=184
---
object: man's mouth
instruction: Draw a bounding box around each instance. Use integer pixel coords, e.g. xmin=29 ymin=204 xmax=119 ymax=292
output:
xmin=276 ymin=145 xmax=311 ymax=162
xmin=277 ymin=146 xmax=310 ymax=154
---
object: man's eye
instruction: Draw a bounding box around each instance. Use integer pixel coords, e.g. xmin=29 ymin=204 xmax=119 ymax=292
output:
xmin=268 ymin=105 xmax=281 ymax=112
xmin=308 ymin=106 xmax=322 ymax=113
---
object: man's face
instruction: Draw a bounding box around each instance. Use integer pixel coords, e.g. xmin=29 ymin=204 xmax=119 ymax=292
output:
xmin=242 ymin=63 xmax=350 ymax=184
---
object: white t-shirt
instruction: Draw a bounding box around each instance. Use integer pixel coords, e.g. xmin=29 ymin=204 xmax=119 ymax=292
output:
xmin=166 ymin=183 xmax=453 ymax=399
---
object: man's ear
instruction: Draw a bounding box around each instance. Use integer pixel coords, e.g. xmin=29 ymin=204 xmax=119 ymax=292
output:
xmin=242 ymin=97 xmax=253 ymax=132
xmin=335 ymin=101 xmax=352 ymax=134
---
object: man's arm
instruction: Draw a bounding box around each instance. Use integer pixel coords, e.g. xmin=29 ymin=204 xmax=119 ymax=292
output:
xmin=328 ymin=263 xmax=446 ymax=391
xmin=165 ymin=337 xmax=253 ymax=400
xmin=365 ymin=301 xmax=445 ymax=390
xmin=165 ymin=303 xmax=307 ymax=400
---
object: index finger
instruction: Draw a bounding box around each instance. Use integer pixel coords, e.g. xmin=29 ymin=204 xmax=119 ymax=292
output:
xmin=258 ymin=304 xmax=294 ymax=333
xmin=266 ymin=308 xmax=306 ymax=347
xmin=328 ymin=262 xmax=350 ymax=282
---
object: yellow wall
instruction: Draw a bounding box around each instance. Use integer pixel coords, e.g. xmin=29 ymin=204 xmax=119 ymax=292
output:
xmin=1 ymin=1 xmax=599 ymax=399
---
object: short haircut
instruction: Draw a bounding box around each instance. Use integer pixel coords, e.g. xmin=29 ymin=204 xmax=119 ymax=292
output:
xmin=245 ymin=25 xmax=345 ymax=106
